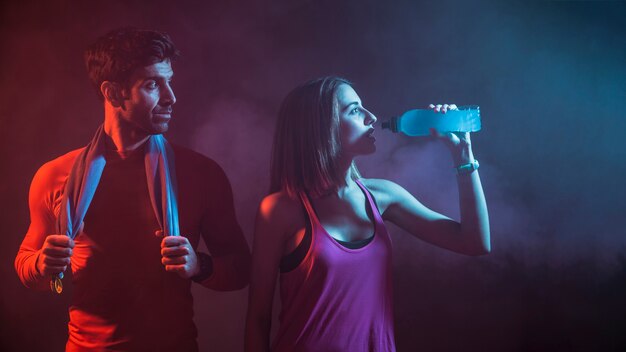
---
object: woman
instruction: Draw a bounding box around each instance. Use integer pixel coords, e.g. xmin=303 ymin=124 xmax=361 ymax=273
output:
xmin=245 ymin=76 xmax=490 ymax=351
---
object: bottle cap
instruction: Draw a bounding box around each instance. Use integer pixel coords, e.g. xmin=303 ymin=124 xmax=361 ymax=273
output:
xmin=381 ymin=118 xmax=397 ymax=132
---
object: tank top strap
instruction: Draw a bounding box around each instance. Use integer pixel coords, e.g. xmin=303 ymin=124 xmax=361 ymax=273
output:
xmin=354 ymin=179 xmax=384 ymax=225
xmin=297 ymin=191 xmax=320 ymax=228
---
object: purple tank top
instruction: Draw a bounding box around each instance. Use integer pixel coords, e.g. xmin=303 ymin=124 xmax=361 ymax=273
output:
xmin=272 ymin=179 xmax=396 ymax=352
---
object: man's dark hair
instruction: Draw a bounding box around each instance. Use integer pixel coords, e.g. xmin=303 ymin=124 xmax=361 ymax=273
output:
xmin=84 ymin=27 xmax=180 ymax=100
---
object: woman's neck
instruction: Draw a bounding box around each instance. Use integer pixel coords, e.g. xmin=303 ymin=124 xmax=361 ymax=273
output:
xmin=332 ymin=156 xmax=358 ymax=198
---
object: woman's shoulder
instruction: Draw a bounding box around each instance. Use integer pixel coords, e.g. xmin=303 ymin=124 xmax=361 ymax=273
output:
xmin=258 ymin=191 xmax=305 ymax=232
xmin=358 ymin=177 xmax=409 ymax=210
xmin=359 ymin=177 xmax=405 ymax=196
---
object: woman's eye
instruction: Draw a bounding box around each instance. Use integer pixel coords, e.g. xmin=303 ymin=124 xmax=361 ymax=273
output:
xmin=351 ymin=107 xmax=360 ymax=114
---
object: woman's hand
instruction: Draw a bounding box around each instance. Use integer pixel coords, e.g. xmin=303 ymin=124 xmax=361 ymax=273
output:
xmin=428 ymin=103 xmax=473 ymax=165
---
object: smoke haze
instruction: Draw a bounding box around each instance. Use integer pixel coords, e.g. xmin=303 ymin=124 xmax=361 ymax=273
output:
xmin=1 ymin=1 xmax=625 ymax=351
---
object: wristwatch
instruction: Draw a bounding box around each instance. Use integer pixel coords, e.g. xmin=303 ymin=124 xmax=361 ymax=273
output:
xmin=455 ymin=159 xmax=479 ymax=175
xmin=191 ymin=252 xmax=213 ymax=283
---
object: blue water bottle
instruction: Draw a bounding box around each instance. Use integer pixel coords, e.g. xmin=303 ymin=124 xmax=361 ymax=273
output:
xmin=381 ymin=105 xmax=481 ymax=136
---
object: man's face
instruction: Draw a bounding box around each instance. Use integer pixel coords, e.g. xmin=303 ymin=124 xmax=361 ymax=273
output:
xmin=120 ymin=60 xmax=176 ymax=135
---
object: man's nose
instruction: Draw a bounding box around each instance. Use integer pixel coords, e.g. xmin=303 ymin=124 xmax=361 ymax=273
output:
xmin=161 ymin=84 xmax=176 ymax=105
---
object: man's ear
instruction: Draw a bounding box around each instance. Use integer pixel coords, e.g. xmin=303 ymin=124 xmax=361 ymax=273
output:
xmin=100 ymin=81 xmax=126 ymax=107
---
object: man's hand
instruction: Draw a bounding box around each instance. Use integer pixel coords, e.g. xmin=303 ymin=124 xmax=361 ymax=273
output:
xmin=36 ymin=235 xmax=74 ymax=276
xmin=160 ymin=235 xmax=200 ymax=279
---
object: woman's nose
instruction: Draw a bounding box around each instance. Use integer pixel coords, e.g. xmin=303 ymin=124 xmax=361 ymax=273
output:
xmin=365 ymin=109 xmax=377 ymax=125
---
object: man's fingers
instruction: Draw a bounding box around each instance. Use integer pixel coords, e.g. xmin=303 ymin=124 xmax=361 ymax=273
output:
xmin=161 ymin=246 xmax=189 ymax=257
xmin=160 ymin=235 xmax=195 ymax=279
xmin=162 ymin=256 xmax=188 ymax=265
xmin=43 ymin=246 xmax=73 ymax=258
xmin=161 ymin=236 xmax=190 ymax=247
xmin=165 ymin=264 xmax=187 ymax=273
xmin=46 ymin=235 xmax=74 ymax=248
xmin=42 ymin=265 xmax=68 ymax=275
xmin=44 ymin=256 xmax=71 ymax=266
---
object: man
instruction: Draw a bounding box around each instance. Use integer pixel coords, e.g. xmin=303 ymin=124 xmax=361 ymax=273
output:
xmin=14 ymin=28 xmax=250 ymax=351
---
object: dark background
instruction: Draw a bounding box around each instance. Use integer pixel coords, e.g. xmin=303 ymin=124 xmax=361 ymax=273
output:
xmin=1 ymin=1 xmax=625 ymax=351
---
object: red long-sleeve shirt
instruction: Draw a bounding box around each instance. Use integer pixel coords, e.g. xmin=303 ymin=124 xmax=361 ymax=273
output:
xmin=15 ymin=144 xmax=250 ymax=351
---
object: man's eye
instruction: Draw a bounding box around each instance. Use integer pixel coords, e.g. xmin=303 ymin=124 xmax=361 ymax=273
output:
xmin=146 ymin=81 xmax=158 ymax=89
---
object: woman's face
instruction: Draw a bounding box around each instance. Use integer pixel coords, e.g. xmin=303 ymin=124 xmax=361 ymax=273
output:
xmin=336 ymin=84 xmax=377 ymax=157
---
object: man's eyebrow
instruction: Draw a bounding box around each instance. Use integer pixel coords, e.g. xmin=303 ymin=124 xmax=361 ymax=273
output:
xmin=142 ymin=73 xmax=174 ymax=81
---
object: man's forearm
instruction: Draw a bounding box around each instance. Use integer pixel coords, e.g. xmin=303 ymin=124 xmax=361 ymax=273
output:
xmin=15 ymin=248 xmax=49 ymax=290
xmin=197 ymin=251 xmax=251 ymax=291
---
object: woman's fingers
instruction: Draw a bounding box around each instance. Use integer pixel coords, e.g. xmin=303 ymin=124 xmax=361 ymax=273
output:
xmin=429 ymin=103 xmax=459 ymax=113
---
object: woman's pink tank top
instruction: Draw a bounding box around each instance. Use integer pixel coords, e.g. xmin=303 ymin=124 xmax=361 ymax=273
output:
xmin=272 ymin=179 xmax=396 ymax=352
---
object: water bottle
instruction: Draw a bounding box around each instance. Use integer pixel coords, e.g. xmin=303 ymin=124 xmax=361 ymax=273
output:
xmin=381 ymin=105 xmax=481 ymax=136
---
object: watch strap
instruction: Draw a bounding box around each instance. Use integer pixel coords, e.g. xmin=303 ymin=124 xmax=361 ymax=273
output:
xmin=455 ymin=159 xmax=479 ymax=175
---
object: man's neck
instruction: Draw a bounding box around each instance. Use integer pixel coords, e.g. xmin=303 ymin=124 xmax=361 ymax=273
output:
xmin=103 ymin=112 xmax=150 ymax=152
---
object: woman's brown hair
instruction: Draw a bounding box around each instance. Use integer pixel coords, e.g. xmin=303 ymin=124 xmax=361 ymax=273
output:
xmin=270 ymin=76 xmax=361 ymax=198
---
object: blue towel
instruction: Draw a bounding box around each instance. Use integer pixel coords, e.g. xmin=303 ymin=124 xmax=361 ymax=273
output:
xmin=53 ymin=125 xmax=180 ymax=286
